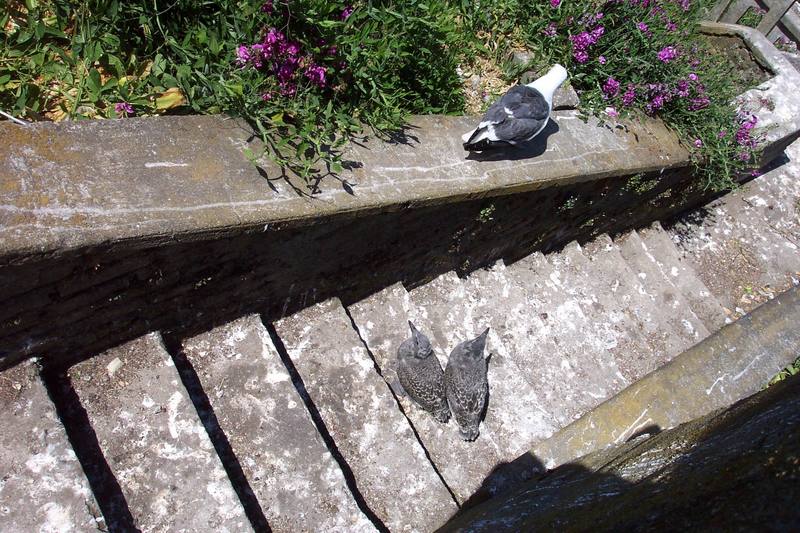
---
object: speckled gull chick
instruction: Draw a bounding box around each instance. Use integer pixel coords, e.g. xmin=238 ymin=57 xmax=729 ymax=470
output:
xmin=397 ymin=321 xmax=451 ymax=423
xmin=445 ymin=328 xmax=490 ymax=441
xmin=462 ymin=64 xmax=568 ymax=151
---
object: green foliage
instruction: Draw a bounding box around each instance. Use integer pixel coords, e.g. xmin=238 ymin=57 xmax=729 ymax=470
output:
xmin=1 ymin=0 xmax=766 ymax=192
xmin=768 ymin=355 xmax=800 ymax=387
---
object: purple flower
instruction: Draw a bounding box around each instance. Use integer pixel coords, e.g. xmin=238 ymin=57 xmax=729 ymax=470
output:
xmin=265 ymin=27 xmax=284 ymax=45
xmin=603 ymin=77 xmax=620 ymax=98
xmin=236 ymin=45 xmax=252 ymax=66
xmin=277 ymin=62 xmax=296 ymax=83
xmin=750 ymin=170 xmax=762 ymax=177
xmin=738 ymin=151 xmax=750 ymax=161
xmin=341 ymin=6 xmax=354 ymax=20
xmin=261 ymin=92 xmax=273 ymax=101
xmin=327 ymin=45 xmax=338 ymax=56
xmin=550 ymin=0 xmax=561 ymax=7
xmin=657 ymin=45 xmax=679 ymax=63
xmin=114 ymin=102 xmax=134 ymax=115
xmin=591 ymin=26 xmax=605 ymax=40
xmin=675 ymin=79 xmax=690 ymax=97
xmin=637 ymin=22 xmax=649 ymax=32
xmin=305 ymin=64 xmax=327 ymax=88
xmin=689 ymin=58 xmax=701 ymax=68
xmin=688 ymin=96 xmax=710 ymax=110
xmin=678 ymin=0 xmax=691 ymax=11
xmin=598 ymin=55 xmax=607 ymax=64
xmin=647 ymin=93 xmax=666 ymax=114
xmin=623 ymin=84 xmax=636 ymax=106
xmin=605 ymin=106 xmax=619 ymax=118
xmin=573 ymin=50 xmax=589 ymax=63
xmin=543 ymin=23 xmax=557 ymax=37
xmin=688 ymin=73 xmax=698 ymax=81
xmin=693 ymin=138 xmax=702 ymax=148
xmin=279 ymin=82 xmax=297 ymax=97
xmin=666 ymin=21 xmax=677 ymax=32
xmin=261 ymin=1 xmax=273 ymax=13
xmin=718 ymin=130 xmax=727 ymax=138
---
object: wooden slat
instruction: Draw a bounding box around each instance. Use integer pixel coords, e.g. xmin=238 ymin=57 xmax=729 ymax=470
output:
xmin=709 ymin=0 xmax=735 ymax=21
xmin=757 ymin=0 xmax=796 ymax=33
xmin=721 ymin=0 xmax=758 ymax=23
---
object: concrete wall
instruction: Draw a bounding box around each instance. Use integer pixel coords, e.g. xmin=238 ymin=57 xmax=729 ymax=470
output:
xmin=0 ymin=113 xmax=720 ymax=369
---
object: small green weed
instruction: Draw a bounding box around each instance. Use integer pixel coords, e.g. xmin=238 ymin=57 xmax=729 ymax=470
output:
xmin=767 ymin=355 xmax=800 ymax=387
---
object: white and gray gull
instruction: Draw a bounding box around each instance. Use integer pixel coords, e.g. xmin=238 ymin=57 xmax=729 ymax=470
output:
xmin=462 ymin=64 xmax=568 ymax=151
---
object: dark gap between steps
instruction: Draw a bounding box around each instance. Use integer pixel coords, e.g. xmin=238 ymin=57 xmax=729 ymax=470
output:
xmin=342 ymin=306 xmax=462 ymax=508
xmin=40 ymin=364 xmax=140 ymax=533
xmin=161 ymin=334 xmax=272 ymax=533
xmin=263 ymin=319 xmax=390 ymax=533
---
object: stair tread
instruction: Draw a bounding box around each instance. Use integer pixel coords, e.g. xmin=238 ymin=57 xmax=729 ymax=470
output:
xmin=0 ymin=361 xmax=101 ymax=530
xmin=552 ymin=238 xmax=672 ymax=382
xmin=349 ymin=283 xmax=510 ymax=505
xmin=462 ymin=260 xmax=621 ymax=428
xmin=181 ymin=315 xmax=376 ymax=532
xmin=638 ymin=221 xmax=728 ymax=330
xmin=273 ymin=298 xmax=455 ymax=532
xmin=670 ymin=184 xmax=800 ymax=309
xmin=407 ymin=272 xmax=556 ymax=460
xmin=69 ymin=333 xmax=248 ymax=531
xmin=616 ymin=230 xmax=710 ymax=348
xmin=506 ymin=252 xmax=628 ymax=425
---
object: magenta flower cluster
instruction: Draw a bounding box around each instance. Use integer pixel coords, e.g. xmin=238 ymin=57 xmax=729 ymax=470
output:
xmin=237 ymin=24 xmax=337 ymax=98
xmin=570 ymin=25 xmax=605 ymax=64
xmin=114 ymin=102 xmax=134 ymax=116
xmin=602 ymin=77 xmax=620 ymax=98
xmin=657 ymin=45 xmax=679 ymax=63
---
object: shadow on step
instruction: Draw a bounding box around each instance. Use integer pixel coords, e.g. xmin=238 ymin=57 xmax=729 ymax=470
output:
xmin=439 ymin=375 xmax=800 ymax=532
xmin=40 ymin=367 xmax=139 ymax=532
xmin=161 ymin=334 xmax=272 ymax=533
xmin=264 ymin=321 xmax=390 ymax=533
xmin=5 ymin=150 xmax=790 ymax=372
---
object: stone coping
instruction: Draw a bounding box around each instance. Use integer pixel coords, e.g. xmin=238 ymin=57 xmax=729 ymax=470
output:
xmin=700 ymin=22 xmax=800 ymax=162
xmin=0 ymin=111 xmax=688 ymax=263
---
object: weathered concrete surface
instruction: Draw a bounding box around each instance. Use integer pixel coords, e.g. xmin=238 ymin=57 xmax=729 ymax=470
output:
xmin=0 ymin=112 xmax=688 ymax=261
xmin=462 ymin=261 xmax=619 ymax=428
xmin=407 ymin=273 xmax=554 ymax=457
xmin=69 ymin=333 xmax=248 ymax=532
xmin=530 ymin=285 xmax=800 ymax=470
xmin=503 ymin=252 xmax=629 ymax=424
xmin=181 ymin=315 xmax=376 ymax=532
xmin=638 ymin=221 xmax=728 ymax=330
xmin=273 ymin=298 xmax=456 ymax=532
xmin=440 ymin=370 xmax=800 ymax=532
xmin=549 ymin=239 xmax=666 ymax=382
xmin=0 ymin=361 xmax=101 ymax=531
xmin=701 ymin=22 xmax=800 ymax=164
xmin=349 ymin=283 xmax=536 ymax=506
xmin=669 ymin=176 xmax=800 ymax=310
xmin=616 ymin=230 xmax=709 ymax=344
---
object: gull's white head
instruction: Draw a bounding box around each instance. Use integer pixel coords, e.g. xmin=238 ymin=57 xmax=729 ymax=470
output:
xmin=527 ymin=64 xmax=569 ymax=107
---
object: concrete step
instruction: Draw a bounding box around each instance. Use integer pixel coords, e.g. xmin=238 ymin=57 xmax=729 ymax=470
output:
xmin=69 ymin=333 xmax=248 ymax=531
xmin=737 ymin=143 xmax=800 ymax=247
xmin=615 ymin=230 xmax=710 ymax=348
xmin=548 ymin=239 xmax=667 ymax=382
xmin=669 ymin=178 xmax=800 ymax=310
xmin=0 ymin=361 xmax=101 ymax=530
xmin=531 ymin=284 xmax=800 ymax=470
xmin=637 ymin=221 xmax=728 ymax=331
xmin=503 ymin=251 xmax=628 ymax=423
xmin=461 ymin=261 xmax=618 ymax=428
xmin=180 ymin=315 xmax=376 ymax=532
xmin=272 ymin=298 xmax=456 ymax=532
xmin=348 ymin=283 xmax=499 ymax=505
xmin=406 ymin=272 xmax=553 ymax=458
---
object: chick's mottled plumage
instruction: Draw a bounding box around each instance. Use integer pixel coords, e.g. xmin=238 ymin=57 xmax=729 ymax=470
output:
xmin=445 ymin=328 xmax=490 ymax=441
xmin=397 ymin=322 xmax=450 ymax=423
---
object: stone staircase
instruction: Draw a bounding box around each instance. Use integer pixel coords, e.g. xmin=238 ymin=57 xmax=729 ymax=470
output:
xmin=2 ymin=142 xmax=799 ymax=531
